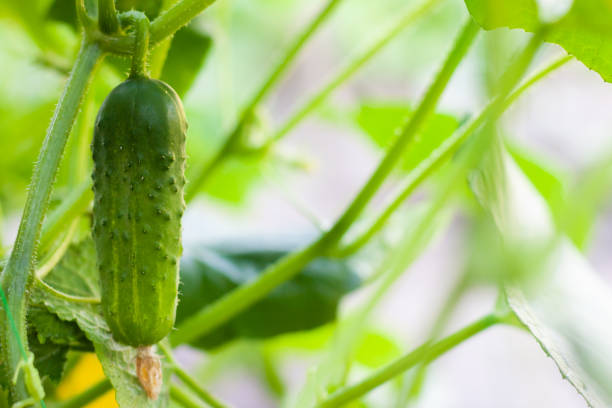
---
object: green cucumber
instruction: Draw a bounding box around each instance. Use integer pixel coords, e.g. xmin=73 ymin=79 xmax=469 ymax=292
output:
xmin=92 ymin=77 xmax=187 ymax=347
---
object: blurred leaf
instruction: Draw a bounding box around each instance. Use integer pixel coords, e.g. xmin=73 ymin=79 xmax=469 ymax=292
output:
xmin=506 ymin=244 xmax=612 ymax=408
xmin=506 ymin=140 xmax=568 ymax=230
xmin=188 ymin=155 xmax=264 ymax=204
xmin=176 ymin=234 xmax=361 ymax=349
xmin=265 ymin=325 xmax=336 ymax=353
xmin=31 ymin=239 xmax=171 ymax=407
xmin=161 ymin=25 xmax=212 ymax=97
xmin=465 ymin=0 xmax=612 ymax=83
xmin=471 ymin=141 xmax=612 ymax=407
xmin=563 ymin=155 xmax=612 ymax=250
xmin=354 ymin=101 xmax=460 ymax=172
xmin=353 ymin=331 xmax=401 ymax=368
xmin=46 ymin=0 xmax=96 ymax=28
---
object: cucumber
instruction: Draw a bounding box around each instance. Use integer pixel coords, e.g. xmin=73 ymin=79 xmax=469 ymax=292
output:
xmin=92 ymin=77 xmax=187 ymax=347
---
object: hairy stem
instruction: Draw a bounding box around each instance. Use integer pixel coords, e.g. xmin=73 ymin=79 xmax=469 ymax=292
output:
xmin=317 ymin=314 xmax=502 ymax=408
xmin=185 ymin=0 xmax=345 ymax=201
xmin=98 ymin=0 xmax=119 ymax=34
xmin=172 ymin=19 xmax=478 ymax=346
xmin=123 ymin=11 xmax=151 ymax=78
xmin=0 ymin=41 xmax=102 ymax=403
xmin=95 ymin=0 xmax=218 ymax=54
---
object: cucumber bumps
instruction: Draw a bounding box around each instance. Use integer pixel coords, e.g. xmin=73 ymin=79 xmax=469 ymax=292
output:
xmin=91 ymin=77 xmax=187 ymax=349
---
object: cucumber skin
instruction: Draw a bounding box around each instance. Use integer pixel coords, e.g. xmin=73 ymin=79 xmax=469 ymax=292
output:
xmin=92 ymin=77 xmax=187 ymax=347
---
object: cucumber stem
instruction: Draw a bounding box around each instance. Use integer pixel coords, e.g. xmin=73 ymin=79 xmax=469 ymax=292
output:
xmin=122 ymin=11 xmax=151 ymax=78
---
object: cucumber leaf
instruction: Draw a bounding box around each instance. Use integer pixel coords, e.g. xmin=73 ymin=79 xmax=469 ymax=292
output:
xmin=471 ymin=141 xmax=612 ymax=408
xmin=160 ymin=25 xmax=212 ymax=98
xmin=31 ymin=240 xmax=171 ymax=407
xmin=464 ymin=0 xmax=612 ymax=83
xmin=177 ymin=235 xmax=361 ymax=349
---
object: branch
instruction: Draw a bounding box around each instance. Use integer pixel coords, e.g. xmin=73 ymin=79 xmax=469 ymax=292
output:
xmin=332 ymin=54 xmax=573 ymax=257
xmin=0 ymin=41 xmax=103 ymax=402
xmin=317 ymin=314 xmax=501 ymax=407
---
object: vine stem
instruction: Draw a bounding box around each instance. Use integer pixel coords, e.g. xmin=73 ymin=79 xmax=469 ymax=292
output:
xmin=169 ymin=384 xmax=204 ymax=408
xmin=0 ymin=41 xmax=102 ymax=403
xmin=95 ymin=0 xmax=218 ymax=54
xmin=171 ymin=19 xmax=479 ymax=346
xmin=332 ymin=54 xmax=573 ymax=257
xmin=158 ymin=343 xmax=229 ymax=408
xmin=123 ymin=11 xmax=151 ymax=78
xmin=53 ymin=379 xmax=112 ymax=408
xmin=185 ymin=0 xmax=345 ymax=201
xmin=316 ymin=314 xmax=502 ymax=408
xmin=98 ymin=0 xmax=119 ymax=34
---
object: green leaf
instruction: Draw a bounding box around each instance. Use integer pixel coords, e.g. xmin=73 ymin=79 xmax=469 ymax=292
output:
xmin=506 ymin=141 xmax=568 ymax=230
xmin=354 ymin=102 xmax=460 ymax=172
xmin=563 ymin=155 xmax=612 ymax=250
xmin=27 ymin=335 xmax=68 ymax=383
xmin=464 ymin=0 xmax=612 ymax=83
xmin=353 ymin=331 xmax=401 ymax=369
xmin=471 ymin=143 xmax=612 ymax=408
xmin=160 ymin=25 xmax=212 ymax=98
xmin=31 ymin=240 xmax=171 ymax=407
xmin=176 ymin=234 xmax=361 ymax=349
xmin=28 ymin=306 xmax=91 ymax=350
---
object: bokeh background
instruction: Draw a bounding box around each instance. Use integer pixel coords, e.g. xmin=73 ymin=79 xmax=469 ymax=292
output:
xmin=1 ymin=0 xmax=612 ymax=406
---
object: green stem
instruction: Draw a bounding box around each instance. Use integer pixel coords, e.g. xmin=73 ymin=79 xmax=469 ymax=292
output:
xmin=397 ymin=274 xmax=469 ymax=405
xmin=0 ymin=41 xmax=102 ymax=403
xmin=53 ymin=379 xmax=112 ymax=408
xmin=185 ymin=0 xmax=345 ymax=201
xmin=95 ymin=0 xmax=219 ymax=54
xmin=172 ymin=19 xmax=477 ymax=346
xmin=323 ymin=18 xmax=478 ymax=242
xmin=171 ymin=239 xmax=325 ymax=345
xmin=158 ymin=343 xmax=229 ymax=408
xmin=333 ymin=54 xmax=572 ymax=257
xmin=98 ymin=0 xmax=119 ymax=34
xmin=272 ymin=0 xmax=441 ymax=143
xmin=169 ymin=384 xmax=204 ymax=408
xmin=123 ymin=11 xmax=151 ymax=78
xmin=317 ymin=314 xmax=501 ymax=408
